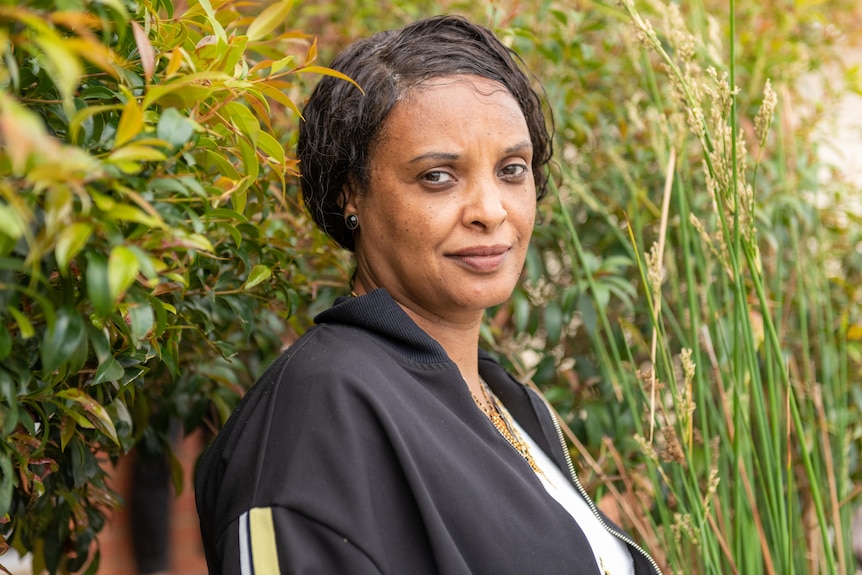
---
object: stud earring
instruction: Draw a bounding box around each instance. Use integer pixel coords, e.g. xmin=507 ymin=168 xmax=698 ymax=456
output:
xmin=345 ymin=214 xmax=359 ymax=230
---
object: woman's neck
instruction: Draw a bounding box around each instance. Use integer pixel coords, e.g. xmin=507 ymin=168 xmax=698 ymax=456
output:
xmin=398 ymin=304 xmax=484 ymax=391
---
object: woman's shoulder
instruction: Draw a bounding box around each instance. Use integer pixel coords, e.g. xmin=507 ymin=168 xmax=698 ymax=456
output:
xmin=235 ymin=321 xmax=423 ymax=422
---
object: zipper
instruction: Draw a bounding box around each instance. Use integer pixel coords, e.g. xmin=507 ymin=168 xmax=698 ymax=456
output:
xmin=539 ymin=395 xmax=663 ymax=575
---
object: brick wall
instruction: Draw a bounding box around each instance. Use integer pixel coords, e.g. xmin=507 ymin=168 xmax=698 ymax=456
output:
xmin=97 ymin=431 xmax=208 ymax=575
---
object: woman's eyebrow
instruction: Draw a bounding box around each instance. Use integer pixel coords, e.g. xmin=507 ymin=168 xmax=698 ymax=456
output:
xmin=505 ymin=140 xmax=533 ymax=154
xmin=408 ymin=141 xmax=533 ymax=164
xmin=408 ymin=151 xmax=460 ymax=164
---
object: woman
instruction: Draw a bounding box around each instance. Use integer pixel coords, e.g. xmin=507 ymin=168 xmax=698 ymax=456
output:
xmin=195 ymin=15 xmax=660 ymax=575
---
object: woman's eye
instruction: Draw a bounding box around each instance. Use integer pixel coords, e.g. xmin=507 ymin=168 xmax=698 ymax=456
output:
xmin=421 ymin=171 xmax=454 ymax=184
xmin=500 ymin=163 xmax=528 ymax=179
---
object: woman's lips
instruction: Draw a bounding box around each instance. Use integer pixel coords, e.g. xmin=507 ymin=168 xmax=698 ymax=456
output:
xmin=447 ymin=246 xmax=510 ymax=272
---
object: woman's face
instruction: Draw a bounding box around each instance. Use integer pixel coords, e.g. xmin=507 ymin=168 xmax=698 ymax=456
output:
xmin=348 ymin=75 xmax=536 ymax=325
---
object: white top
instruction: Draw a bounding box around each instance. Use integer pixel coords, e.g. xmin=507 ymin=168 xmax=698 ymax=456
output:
xmin=509 ymin=415 xmax=635 ymax=575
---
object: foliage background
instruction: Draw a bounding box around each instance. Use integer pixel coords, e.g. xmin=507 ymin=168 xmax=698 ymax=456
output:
xmin=0 ymin=0 xmax=860 ymax=573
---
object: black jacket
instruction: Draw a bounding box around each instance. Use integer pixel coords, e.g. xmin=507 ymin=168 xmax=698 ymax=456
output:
xmin=195 ymin=289 xmax=660 ymax=574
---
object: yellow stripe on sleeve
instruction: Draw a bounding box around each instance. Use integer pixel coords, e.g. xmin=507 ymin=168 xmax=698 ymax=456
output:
xmin=249 ymin=507 xmax=281 ymax=575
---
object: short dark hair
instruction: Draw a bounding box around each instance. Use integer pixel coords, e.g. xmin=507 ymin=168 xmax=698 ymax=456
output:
xmin=298 ymin=14 xmax=553 ymax=251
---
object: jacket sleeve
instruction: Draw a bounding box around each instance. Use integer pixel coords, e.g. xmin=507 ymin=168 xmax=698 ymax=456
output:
xmin=212 ymin=504 xmax=384 ymax=575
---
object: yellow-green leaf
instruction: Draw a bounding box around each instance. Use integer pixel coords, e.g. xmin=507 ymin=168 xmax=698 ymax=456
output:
xmin=108 ymin=144 xmax=167 ymax=163
xmin=173 ymin=231 xmax=214 ymax=253
xmin=115 ymin=97 xmax=144 ymax=147
xmin=258 ymin=82 xmax=303 ymax=118
xmin=0 ymin=204 xmax=26 ymax=240
xmin=197 ymin=0 xmax=227 ymax=44
xmin=247 ymin=0 xmax=294 ymax=42
xmin=108 ymin=245 xmax=140 ymax=302
xmin=60 ymin=415 xmax=77 ymax=451
xmin=93 ymin=0 xmax=128 ymax=18
xmin=44 ymin=186 xmax=72 ymax=238
xmin=56 ymin=388 xmax=119 ymax=445
xmin=7 ymin=306 xmax=35 ymax=339
xmin=55 ymin=222 xmax=93 ymax=274
xmin=100 ymin=203 xmax=164 ymax=229
xmin=269 ymin=55 xmax=295 ymax=76
xmin=295 ymin=65 xmax=363 ymax=93
xmin=224 ymin=101 xmax=260 ymax=146
xmin=62 ymin=408 xmax=95 ymax=431
xmin=256 ymin=131 xmax=284 ymax=164
xmin=34 ymin=33 xmax=82 ymax=110
xmin=142 ymin=71 xmax=230 ymax=109
xmin=243 ymin=264 xmax=271 ymax=290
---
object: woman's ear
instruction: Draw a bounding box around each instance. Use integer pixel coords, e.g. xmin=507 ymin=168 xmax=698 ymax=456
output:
xmin=341 ymin=178 xmax=360 ymax=216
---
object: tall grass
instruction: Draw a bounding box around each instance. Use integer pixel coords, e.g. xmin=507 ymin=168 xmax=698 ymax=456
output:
xmin=303 ymin=2 xmax=860 ymax=572
xmin=544 ymin=0 xmax=857 ymax=572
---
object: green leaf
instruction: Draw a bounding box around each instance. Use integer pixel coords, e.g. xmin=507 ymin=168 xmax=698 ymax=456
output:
xmin=55 ymin=223 xmax=93 ymax=274
xmin=0 ymin=453 xmax=13 ymax=517
xmin=237 ymin=136 xmax=259 ymax=183
xmin=243 ymin=264 xmax=271 ymax=290
xmin=92 ymin=358 xmax=124 ymax=386
xmin=0 ymin=394 xmax=19 ymax=436
xmin=544 ymin=299 xmax=563 ymax=346
xmin=127 ymin=301 xmax=154 ymax=343
xmin=86 ymin=252 xmax=112 ymax=317
xmin=577 ymin=293 xmax=598 ymax=335
xmin=0 ymin=324 xmax=10 ymax=360
xmin=69 ymin=435 xmax=100 ymax=487
xmin=513 ymin=289 xmax=530 ymax=334
xmin=40 ymin=308 xmax=86 ymax=375
xmin=232 ymin=185 xmax=248 ymax=214
xmin=156 ymin=107 xmax=197 ymax=148
xmin=67 ymin=321 xmax=89 ymax=377
xmin=224 ymin=295 xmax=254 ymax=339
xmin=146 ymin=294 xmax=167 ymax=338
xmin=108 ymin=245 xmax=140 ymax=302
xmin=204 ymin=149 xmax=241 ymax=180
xmin=86 ymin=324 xmax=110 ymax=364
xmin=247 ymin=0 xmax=294 ymax=42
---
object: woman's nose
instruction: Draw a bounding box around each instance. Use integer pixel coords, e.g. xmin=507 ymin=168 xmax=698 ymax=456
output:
xmin=464 ymin=178 xmax=507 ymax=230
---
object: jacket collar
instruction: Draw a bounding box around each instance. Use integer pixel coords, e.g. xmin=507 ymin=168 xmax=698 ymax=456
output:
xmin=315 ymin=288 xmax=566 ymax=487
xmin=313 ymin=288 xmax=451 ymax=364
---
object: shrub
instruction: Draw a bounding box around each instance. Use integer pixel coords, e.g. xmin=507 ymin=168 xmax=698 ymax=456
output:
xmin=0 ymin=0 xmax=349 ymax=570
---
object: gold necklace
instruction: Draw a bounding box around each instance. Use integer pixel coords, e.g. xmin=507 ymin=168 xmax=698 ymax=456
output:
xmin=472 ymin=379 xmax=541 ymax=474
